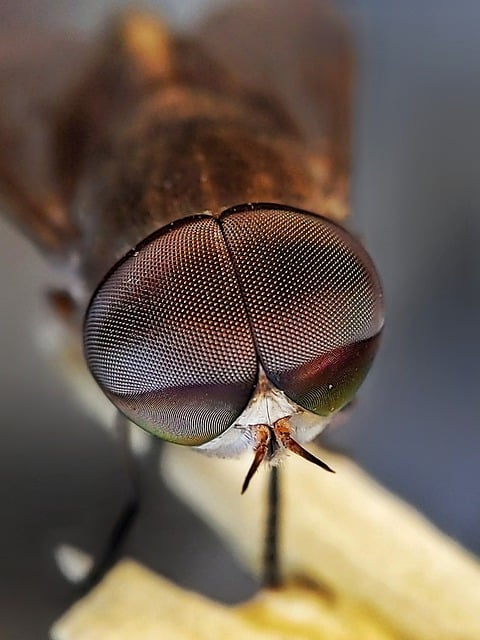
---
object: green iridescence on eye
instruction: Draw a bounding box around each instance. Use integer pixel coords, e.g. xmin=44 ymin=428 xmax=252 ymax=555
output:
xmin=279 ymin=333 xmax=382 ymax=417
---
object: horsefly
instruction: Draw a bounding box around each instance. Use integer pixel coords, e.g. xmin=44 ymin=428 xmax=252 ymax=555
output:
xmin=0 ymin=3 xmax=383 ymax=588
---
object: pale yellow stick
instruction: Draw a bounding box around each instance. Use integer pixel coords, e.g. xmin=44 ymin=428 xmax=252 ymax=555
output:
xmin=52 ymin=443 xmax=480 ymax=639
xmin=160 ymin=445 xmax=480 ymax=640
xmin=51 ymin=559 xmax=395 ymax=640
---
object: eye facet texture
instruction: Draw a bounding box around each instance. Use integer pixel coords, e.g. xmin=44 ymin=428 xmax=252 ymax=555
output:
xmin=219 ymin=206 xmax=384 ymax=416
xmin=84 ymin=204 xmax=384 ymax=444
xmin=83 ymin=216 xmax=258 ymax=445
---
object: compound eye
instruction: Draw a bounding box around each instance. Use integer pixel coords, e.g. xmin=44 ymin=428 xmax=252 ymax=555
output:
xmin=83 ymin=216 xmax=257 ymax=445
xmin=219 ymin=205 xmax=384 ymax=416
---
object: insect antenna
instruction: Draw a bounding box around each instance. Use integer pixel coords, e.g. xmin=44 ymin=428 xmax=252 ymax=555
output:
xmin=273 ymin=418 xmax=335 ymax=473
xmin=241 ymin=425 xmax=270 ymax=494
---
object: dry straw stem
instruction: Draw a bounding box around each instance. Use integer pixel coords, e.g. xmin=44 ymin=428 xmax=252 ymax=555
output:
xmin=53 ymin=445 xmax=480 ymax=640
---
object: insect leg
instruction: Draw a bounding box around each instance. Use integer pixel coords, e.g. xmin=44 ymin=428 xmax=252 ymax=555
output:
xmin=263 ymin=465 xmax=281 ymax=588
xmin=80 ymin=412 xmax=141 ymax=592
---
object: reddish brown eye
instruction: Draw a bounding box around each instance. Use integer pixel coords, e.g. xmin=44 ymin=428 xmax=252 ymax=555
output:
xmin=84 ymin=203 xmax=383 ymax=445
xmin=83 ymin=216 xmax=258 ymax=445
xmin=219 ymin=205 xmax=384 ymax=416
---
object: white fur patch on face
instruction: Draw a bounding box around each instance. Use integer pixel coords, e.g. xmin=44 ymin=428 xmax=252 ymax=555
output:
xmin=289 ymin=410 xmax=332 ymax=445
xmin=195 ymin=369 xmax=333 ymax=458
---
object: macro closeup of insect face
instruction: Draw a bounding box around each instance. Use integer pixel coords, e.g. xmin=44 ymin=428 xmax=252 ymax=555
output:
xmin=1 ymin=0 xmax=479 ymax=638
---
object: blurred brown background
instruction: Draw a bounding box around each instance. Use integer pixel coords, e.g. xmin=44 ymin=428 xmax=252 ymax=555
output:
xmin=0 ymin=1 xmax=479 ymax=638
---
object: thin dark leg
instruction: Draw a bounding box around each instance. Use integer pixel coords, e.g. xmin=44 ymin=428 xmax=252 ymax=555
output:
xmin=263 ymin=465 xmax=281 ymax=588
xmin=80 ymin=413 xmax=141 ymax=592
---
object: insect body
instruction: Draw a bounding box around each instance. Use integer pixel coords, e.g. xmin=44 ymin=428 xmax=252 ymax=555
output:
xmin=0 ymin=6 xmax=383 ymax=585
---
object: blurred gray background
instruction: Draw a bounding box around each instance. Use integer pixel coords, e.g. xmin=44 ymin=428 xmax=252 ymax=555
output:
xmin=0 ymin=1 xmax=479 ymax=637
